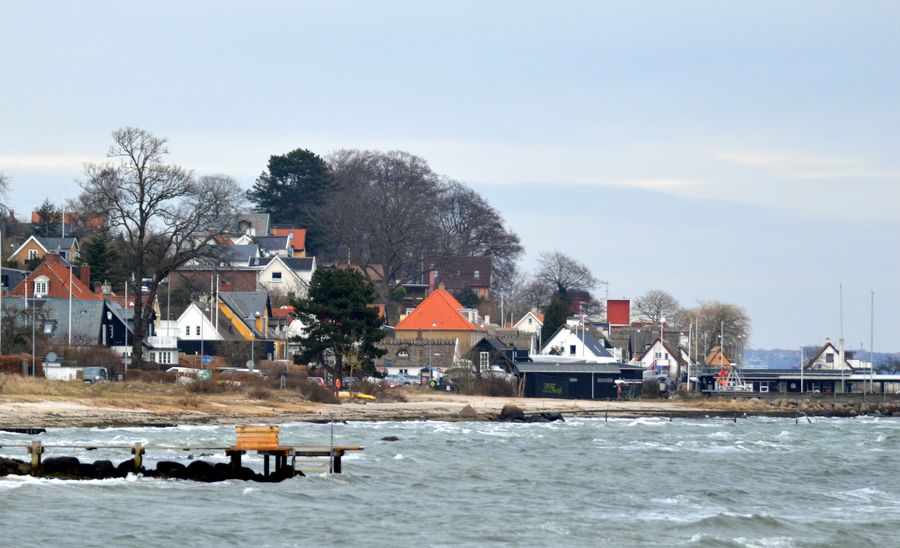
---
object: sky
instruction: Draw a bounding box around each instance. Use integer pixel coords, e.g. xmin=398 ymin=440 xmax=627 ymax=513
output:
xmin=1 ymin=1 xmax=898 ymax=351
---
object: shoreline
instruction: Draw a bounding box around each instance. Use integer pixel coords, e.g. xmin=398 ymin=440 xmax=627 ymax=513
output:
xmin=2 ymin=392 xmax=895 ymax=429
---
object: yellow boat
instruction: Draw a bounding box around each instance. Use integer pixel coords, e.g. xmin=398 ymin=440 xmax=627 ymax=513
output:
xmin=337 ymin=391 xmax=377 ymax=400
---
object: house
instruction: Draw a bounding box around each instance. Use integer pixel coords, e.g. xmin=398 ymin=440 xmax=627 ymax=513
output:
xmin=1 ymin=267 xmax=27 ymax=294
xmin=428 ymin=256 xmax=492 ymax=299
xmin=705 ymin=346 xmax=731 ymax=368
xmin=394 ymin=287 xmax=484 ymax=349
xmin=30 ymin=210 xmax=105 ymax=234
xmin=466 ymin=336 xmax=530 ymax=374
xmin=271 ymin=305 xmax=305 ymax=360
xmin=9 ymin=253 xmax=100 ymax=300
xmin=8 ymin=236 xmax=80 ymax=267
xmin=250 ymin=256 xmax=316 ymax=300
xmin=804 ymin=340 xmax=865 ymax=371
xmin=538 ymin=325 xmax=617 ymax=363
xmin=219 ymin=212 xmax=270 ymax=240
xmin=514 ymin=361 xmax=644 ymax=400
xmin=217 ymin=291 xmax=272 ymax=339
xmin=270 ymin=227 xmax=307 ymax=257
xmin=175 ymin=303 xmax=224 ymax=342
xmin=513 ymin=309 xmax=544 ymax=335
xmin=375 ymin=338 xmax=457 ymax=376
xmin=632 ymin=337 xmax=692 ymax=379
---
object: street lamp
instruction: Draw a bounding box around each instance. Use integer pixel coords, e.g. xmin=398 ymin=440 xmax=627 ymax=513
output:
xmin=200 ymin=306 xmax=209 ymax=369
xmin=250 ymin=311 xmax=261 ymax=365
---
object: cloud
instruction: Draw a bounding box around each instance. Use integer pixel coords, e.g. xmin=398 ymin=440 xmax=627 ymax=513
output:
xmin=0 ymin=154 xmax=101 ymax=170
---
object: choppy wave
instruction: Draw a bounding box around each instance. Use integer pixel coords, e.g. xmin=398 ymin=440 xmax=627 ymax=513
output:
xmin=2 ymin=417 xmax=900 ymax=546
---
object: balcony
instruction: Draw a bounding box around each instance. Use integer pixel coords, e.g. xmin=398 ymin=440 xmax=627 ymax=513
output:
xmin=147 ymin=336 xmax=178 ymax=349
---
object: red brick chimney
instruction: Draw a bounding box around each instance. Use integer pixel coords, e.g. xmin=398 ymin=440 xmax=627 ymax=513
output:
xmin=44 ymin=251 xmax=62 ymax=265
xmin=79 ymin=263 xmax=91 ymax=287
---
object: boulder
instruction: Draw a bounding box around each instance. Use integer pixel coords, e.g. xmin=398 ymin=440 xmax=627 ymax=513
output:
xmin=500 ymin=404 xmax=525 ymax=421
xmin=116 ymin=459 xmax=140 ymax=476
xmin=458 ymin=404 xmax=478 ymax=419
xmin=539 ymin=412 xmax=565 ymax=422
xmin=92 ymin=460 xmax=117 ymax=479
xmin=156 ymin=461 xmax=186 ymax=479
xmin=185 ymin=460 xmax=226 ymax=483
xmin=42 ymin=457 xmax=82 ymax=478
xmin=0 ymin=457 xmax=26 ymax=477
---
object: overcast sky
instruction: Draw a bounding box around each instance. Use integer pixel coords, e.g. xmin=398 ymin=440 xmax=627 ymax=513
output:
xmin=1 ymin=1 xmax=898 ymax=351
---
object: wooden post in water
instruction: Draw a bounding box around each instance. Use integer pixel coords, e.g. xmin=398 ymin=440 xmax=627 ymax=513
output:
xmin=132 ymin=442 xmax=144 ymax=472
xmin=228 ymin=450 xmax=243 ymax=478
xmin=28 ymin=441 xmax=43 ymax=475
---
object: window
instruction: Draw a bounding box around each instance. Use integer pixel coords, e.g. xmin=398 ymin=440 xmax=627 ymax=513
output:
xmin=34 ymin=280 xmax=48 ymax=295
xmin=43 ymin=322 xmax=54 ymax=335
xmin=570 ymin=345 xmax=577 ymax=355
xmin=60 ymin=251 xmax=67 ymax=259
xmin=826 ymin=353 xmax=835 ymax=364
xmin=655 ymin=352 xmax=662 ymax=359
xmin=271 ymin=272 xmax=282 ymax=282
xmin=473 ymin=270 xmax=480 ymax=279
xmin=195 ymin=326 xmax=201 ymax=336
xmin=664 ymin=353 xmax=669 ymax=359
xmin=397 ymin=350 xmax=409 ymax=358
xmin=185 ymin=325 xmax=190 ymax=337
xmin=480 ymin=351 xmax=490 ymax=370
xmin=28 ymin=249 xmax=38 ymax=260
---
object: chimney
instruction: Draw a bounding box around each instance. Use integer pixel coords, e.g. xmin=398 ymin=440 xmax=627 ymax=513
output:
xmin=79 ymin=263 xmax=91 ymax=287
xmin=44 ymin=251 xmax=62 ymax=264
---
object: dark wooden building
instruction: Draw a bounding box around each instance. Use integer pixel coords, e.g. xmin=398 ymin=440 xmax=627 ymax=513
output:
xmin=514 ymin=361 xmax=643 ymax=400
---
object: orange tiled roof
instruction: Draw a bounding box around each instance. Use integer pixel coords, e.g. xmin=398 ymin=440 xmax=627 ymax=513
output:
xmin=395 ymin=288 xmax=480 ymax=331
xmin=271 ymin=228 xmax=306 ymax=251
xmin=272 ymin=305 xmax=296 ymax=317
xmin=532 ymin=310 xmax=544 ymax=323
xmin=10 ymin=259 xmax=102 ymax=300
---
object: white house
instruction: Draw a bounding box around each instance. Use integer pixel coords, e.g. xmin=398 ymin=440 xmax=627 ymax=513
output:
xmin=176 ymin=303 xmax=223 ymax=341
xmin=251 ymin=256 xmax=316 ymax=300
xmin=632 ymin=337 xmax=692 ymax=379
xmin=805 ymin=340 xmax=870 ymax=372
xmin=539 ymin=326 xmax=617 ymax=363
xmin=513 ymin=309 xmax=543 ymax=334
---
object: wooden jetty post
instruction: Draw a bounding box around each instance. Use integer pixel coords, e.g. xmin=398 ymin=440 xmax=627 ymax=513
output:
xmin=28 ymin=440 xmax=43 ymax=475
xmin=132 ymin=442 xmax=145 ymax=472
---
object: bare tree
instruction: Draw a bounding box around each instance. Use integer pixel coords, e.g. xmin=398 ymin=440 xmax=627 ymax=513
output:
xmin=321 ymin=150 xmax=444 ymax=304
xmin=684 ymin=300 xmax=751 ymax=363
xmin=534 ymin=251 xmax=597 ymax=298
xmin=434 ymin=181 xmax=522 ymax=291
xmin=80 ymin=127 xmax=242 ymax=369
xmin=0 ymin=172 xmax=9 ymax=216
xmin=634 ymin=289 xmax=681 ymax=325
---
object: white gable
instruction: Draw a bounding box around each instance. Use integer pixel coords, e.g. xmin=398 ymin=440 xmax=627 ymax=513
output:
xmin=175 ymin=303 xmax=223 ymax=341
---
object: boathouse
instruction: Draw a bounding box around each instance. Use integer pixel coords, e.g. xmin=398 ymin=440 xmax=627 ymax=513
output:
xmin=514 ymin=360 xmax=643 ymax=400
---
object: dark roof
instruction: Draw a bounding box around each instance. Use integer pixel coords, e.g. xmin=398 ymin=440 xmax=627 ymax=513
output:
xmin=224 ymin=244 xmax=259 ymax=263
xmin=1 ymin=297 xmax=104 ymax=344
xmin=255 ymin=236 xmax=289 ymax=252
xmin=515 ymin=362 xmax=628 ymax=374
xmin=219 ymin=292 xmax=270 ymax=334
xmin=36 ymin=237 xmax=78 ymax=252
xmin=248 ymin=256 xmax=315 ymax=271
xmin=576 ymin=331 xmax=614 ymax=358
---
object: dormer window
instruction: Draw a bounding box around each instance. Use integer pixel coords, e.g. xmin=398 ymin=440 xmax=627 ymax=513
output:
xmin=473 ymin=270 xmax=480 ymax=279
xmin=33 ymin=275 xmax=49 ymax=296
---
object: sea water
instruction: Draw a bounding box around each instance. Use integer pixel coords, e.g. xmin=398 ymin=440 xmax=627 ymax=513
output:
xmin=1 ymin=417 xmax=899 ymax=547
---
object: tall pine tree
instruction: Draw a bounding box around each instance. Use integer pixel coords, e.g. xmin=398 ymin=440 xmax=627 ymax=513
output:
xmin=81 ymin=229 xmax=124 ymax=287
xmin=541 ymin=289 xmax=570 ymax=348
xmin=246 ymin=148 xmax=332 ymax=253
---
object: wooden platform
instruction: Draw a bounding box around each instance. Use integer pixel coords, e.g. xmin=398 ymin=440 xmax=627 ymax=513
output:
xmin=0 ymin=425 xmax=363 ymax=479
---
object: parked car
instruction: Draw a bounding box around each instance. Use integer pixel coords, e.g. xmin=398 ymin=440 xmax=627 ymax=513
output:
xmin=82 ymin=367 xmax=110 ymax=384
xmin=306 ymin=376 xmax=325 ymax=387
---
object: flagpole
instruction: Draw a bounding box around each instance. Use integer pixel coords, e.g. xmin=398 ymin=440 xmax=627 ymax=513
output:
xmin=68 ymin=262 xmax=72 ymax=345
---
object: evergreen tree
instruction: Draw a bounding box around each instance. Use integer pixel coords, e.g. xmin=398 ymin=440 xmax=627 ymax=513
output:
xmin=34 ymin=199 xmax=61 ymax=237
xmin=81 ymin=230 xmax=124 ymax=287
xmin=292 ymin=268 xmax=386 ymax=388
xmin=246 ymin=148 xmax=332 ymax=252
xmin=541 ymin=290 xmax=570 ymax=346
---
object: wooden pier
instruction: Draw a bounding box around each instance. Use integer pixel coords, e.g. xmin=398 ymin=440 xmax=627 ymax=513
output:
xmin=0 ymin=425 xmax=362 ymax=482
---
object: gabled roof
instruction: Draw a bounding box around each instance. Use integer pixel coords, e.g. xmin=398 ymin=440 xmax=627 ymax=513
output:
xmin=805 ymin=341 xmax=854 ymax=370
xmin=705 ymin=346 xmax=730 ymax=367
xmin=36 ymin=237 xmax=79 ymax=252
xmin=1 ymin=297 xmax=105 ymax=344
xmin=394 ymin=288 xmax=481 ymax=331
xmin=10 ymin=255 xmax=102 ymax=300
xmin=514 ymin=309 xmax=544 ymax=328
xmin=576 ymin=330 xmax=614 ymax=358
xmin=249 ymin=255 xmax=315 ymax=272
xmin=10 ymin=235 xmax=79 ymax=260
xmin=636 ymin=337 xmax=688 ymax=367
xmin=219 ymin=291 xmax=271 ymax=322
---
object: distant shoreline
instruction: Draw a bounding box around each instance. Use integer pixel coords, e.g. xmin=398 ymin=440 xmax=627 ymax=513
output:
xmin=1 ymin=392 xmax=896 ymax=429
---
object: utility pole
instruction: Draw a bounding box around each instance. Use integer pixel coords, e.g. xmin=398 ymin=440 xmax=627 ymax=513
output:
xmin=839 ymin=284 xmax=845 ymax=394
xmin=870 ymin=290 xmax=875 ymax=394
